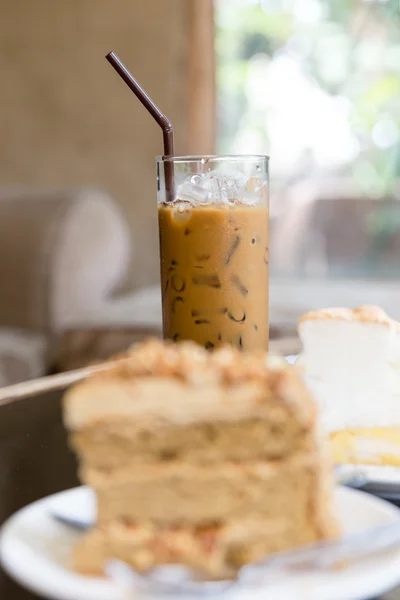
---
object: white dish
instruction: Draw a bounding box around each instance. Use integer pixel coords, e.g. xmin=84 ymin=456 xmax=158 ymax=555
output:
xmin=2 ymin=486 xmax=400 ymax=600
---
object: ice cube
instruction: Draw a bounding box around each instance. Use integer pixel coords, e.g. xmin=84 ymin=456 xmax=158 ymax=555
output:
xmin=240 ymin=177 xmax=269 ymax=205
xmin=177 ymin=179 xmax=212 ymax=204
xmin=176 ymin=168 xmax=267 ymax=206
xmin=202 ymin=166 xmax=249 ymax=204
xmin=176 ymin=174 xmax=213 ymax=205
xmin=171 ymin=201 xmax=192 ymax=223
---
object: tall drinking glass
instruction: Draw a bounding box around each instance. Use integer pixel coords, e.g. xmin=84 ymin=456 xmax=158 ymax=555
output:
xmin=157 ymin=155 xmax=269 ymax=351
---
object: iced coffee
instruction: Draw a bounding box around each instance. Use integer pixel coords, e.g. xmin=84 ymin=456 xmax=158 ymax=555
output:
xmin=157 ymin=156 xmax=269 ymax=351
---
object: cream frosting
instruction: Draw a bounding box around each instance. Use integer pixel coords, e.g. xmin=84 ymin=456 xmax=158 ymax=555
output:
xmin=64 ymin=340 xmax=313 ymax=431
xmin=297 ymin=306 xmax=400 ymax=432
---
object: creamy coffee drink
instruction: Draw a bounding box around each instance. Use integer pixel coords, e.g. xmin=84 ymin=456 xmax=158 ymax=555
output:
xmin=159 ymin=201 xmax=268 ymax=351
xmin=157 ymin=157 xmax=269 ymax=351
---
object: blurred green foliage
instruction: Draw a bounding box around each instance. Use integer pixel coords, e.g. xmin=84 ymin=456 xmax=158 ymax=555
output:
xmin=216 ymin=0 xmax=400 ymax=195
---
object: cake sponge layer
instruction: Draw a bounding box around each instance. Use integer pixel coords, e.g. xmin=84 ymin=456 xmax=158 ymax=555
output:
xmin=331 ymin=427 xmax=400 ymax=466
xmin=72 ymin=415 xmax=315 ymax=470
xmin=82 ymin=453 xmax=331 ymax=526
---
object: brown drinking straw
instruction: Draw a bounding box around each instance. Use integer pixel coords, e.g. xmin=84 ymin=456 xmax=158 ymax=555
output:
xmin=106 ymin=51 xmax=175 ymax=202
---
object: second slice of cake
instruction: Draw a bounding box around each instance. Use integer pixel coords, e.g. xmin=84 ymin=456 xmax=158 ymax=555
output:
xmin=297 ymin=305 xmax=400 ymax=466
xmin=64 ymin=339 xmax=338 ymax=579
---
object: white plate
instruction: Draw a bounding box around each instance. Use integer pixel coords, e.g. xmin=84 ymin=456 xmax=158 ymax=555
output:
xmin=2 ymin=487 xmax=400 ymax=600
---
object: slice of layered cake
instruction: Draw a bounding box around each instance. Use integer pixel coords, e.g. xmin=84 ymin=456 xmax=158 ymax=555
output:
xmin=63 ymin=339 xmax=338 ymax=579
xmin=297 ymin=305 xmax=400 ymax=466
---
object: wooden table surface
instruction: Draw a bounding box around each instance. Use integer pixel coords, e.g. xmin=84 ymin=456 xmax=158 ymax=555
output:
xmin=0 ymin=384 xmax=398 ymax=600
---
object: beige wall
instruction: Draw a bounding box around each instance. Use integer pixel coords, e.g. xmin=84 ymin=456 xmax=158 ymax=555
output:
xmin=0 ymin=0 xmax=191 ymax=289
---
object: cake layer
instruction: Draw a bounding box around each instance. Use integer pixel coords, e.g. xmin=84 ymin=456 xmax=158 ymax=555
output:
xmin=72 ymin=416 xmax=315 ymax=470
xmin=64 ymin=341 xmax=317 ymax=468
xmin=82 ymin=453 xmax=329 ymax=526
xmin=331 ymin=428 xmax=400 ymax=466
xmin=73 ymin=514 xmax=339 ymax=579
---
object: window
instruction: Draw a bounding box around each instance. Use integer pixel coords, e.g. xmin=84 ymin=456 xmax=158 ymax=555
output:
xmin=216 ymin=0 xmax=400 ymax=313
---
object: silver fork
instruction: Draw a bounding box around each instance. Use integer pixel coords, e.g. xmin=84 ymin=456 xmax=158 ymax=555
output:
xmin=335 ymin=465 xmax=368 ymax=489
